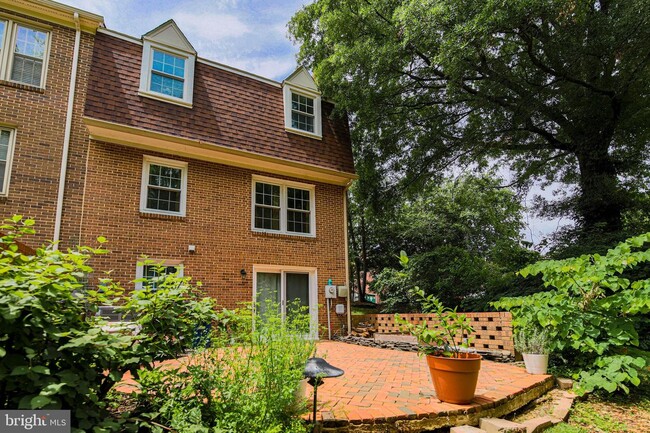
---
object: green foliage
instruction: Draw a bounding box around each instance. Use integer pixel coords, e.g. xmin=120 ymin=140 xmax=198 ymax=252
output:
xmin=396 ymin=287 xmax=474 ymax=357
xmin=371 ymin=251 xmax=419 ymax=312
xmin=494 ymin=233 xmax=650 ymax=394
xmin=367 ymin=174 xmax=540 ymax=311
xmin=121 ymin=260 xmax=219 ymax=368
xmin=132 ymin=301 xmax=315 ymax=433
xmin=290 ymin=0 xmax=650 ymax=234
xmin=0 ymin=217 xmax=219 ymax=431
xmin=515 ymin=327 xmax=551 ymax=355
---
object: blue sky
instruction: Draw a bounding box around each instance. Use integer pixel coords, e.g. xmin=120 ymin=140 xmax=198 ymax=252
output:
xmin=63 ymin=0 xmax=306 ymax=81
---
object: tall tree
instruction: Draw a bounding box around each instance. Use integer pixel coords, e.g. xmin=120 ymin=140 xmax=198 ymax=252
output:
xmin=368 ymin=174 xmax=540 ymax=311
xmin=290 ymin=0 xmax=650 ymax=235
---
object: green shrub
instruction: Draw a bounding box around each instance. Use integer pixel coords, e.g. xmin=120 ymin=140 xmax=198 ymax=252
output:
xmin=0 ymin=217 xmax=219 ymax=431
xmin=494 ymin=233 xmax=650 ymax=394
xmin=396 ymin=288 xmax=475 ymax=357
xmin=514 ymin=327 xmax=551 ymax=355
xmin=132 ymin=301 xmax=315 ymax=433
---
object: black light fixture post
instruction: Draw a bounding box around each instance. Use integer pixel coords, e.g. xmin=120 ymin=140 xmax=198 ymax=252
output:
xmin=303 ymin=357 xmax=344 ymax=431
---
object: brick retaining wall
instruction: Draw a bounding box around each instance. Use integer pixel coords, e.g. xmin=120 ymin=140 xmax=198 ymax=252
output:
xmin=355 ymin=312 xmax=514 ymax=353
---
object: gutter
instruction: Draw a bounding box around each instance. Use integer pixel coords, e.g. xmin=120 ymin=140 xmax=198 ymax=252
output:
xmin=53 ymin=12 xmax=81 ymax=249
xmin=344 ymin=182 xmax=352 ymax=336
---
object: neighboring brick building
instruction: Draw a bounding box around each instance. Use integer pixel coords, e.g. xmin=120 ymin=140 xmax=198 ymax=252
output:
xmin=0 ymin=0 xmax=102 ymax=246
xmin=0 ymin=0 xmax=356 ymax=338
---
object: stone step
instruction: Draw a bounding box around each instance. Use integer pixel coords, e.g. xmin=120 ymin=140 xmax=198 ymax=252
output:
xmin=521 ymin=416 xmax=561 ymax=433
xmin=480 ymin=417 xmax=526 ymax=433
xmin=555 ymin=377 xmax=573 ymax=390
xmin=551 ymin=392 xmax=577 ymax=421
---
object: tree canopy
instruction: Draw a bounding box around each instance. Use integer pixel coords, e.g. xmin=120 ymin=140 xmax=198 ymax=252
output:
xmin=354 ymin=174 xmax=540 ymax=311
xmin=290 ymin=0 xmax=650 ymax=236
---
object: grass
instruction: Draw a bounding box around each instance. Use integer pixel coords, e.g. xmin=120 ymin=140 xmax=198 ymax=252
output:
xmin=547 ymin=379 xmax=650 ymax=433
xmin=546 ymin=425 xmax=588 ymax=433
xmin=509 ymin=371 xmax=650 ymax=433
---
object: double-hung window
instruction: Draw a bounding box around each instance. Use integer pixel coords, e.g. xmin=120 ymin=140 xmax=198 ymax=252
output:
xmin=286 ymin=187 xmax=311 ymax=234
xmin=140 ymin=156 xmax=188 ymax=216
xmin=291 ymin=93 xmax=315 ymax=133
xmin=135 ymin=260 xmax=183 ymax=290
xmin=252 ymin=176 xmax=315 ymax=237
xmin=0 ymin=128 xmax=16 ymax=195
xmin=282 ymin=78 xmax=322 ymax=139
xmin=150 ymin=49 xmax=185 ymax=99
xmin=0 ymin=19 xmax=49 ymax=88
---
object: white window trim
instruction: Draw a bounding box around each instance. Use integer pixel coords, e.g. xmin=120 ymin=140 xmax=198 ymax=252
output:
xmin=0 ymin=127 xmax=16 ymax=196
xmin=252 ymin=264 xmax=319 ymax=339
xmin=135 ymin=259 xmax=184 ymax=290
xmin=283 ymin=84 xmax=322 ymax=140
xmin=0 ymin=17 xmax=51 ymax=88
xmin=251 ymin=175 xmax=316 ymax=238
xmin=138 ymin=39 xmax=195 ymax=108
xmin=140 ymin=155 xmax=188 ymax=217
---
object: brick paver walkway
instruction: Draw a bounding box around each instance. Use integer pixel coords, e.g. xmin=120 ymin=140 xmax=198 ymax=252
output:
xmin=311 ymin=341 xmax=552 ymax=425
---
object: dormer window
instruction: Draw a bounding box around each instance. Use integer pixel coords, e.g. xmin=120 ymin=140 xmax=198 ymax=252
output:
xmin=138 ymin=20 xmax=196 ymax=108
xmin=283 ymin=67 xmax=322 ymax=140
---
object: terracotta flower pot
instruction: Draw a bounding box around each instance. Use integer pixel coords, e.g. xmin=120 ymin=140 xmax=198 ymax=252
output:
xmin=426 ymin=353 xmax=482 ymax=404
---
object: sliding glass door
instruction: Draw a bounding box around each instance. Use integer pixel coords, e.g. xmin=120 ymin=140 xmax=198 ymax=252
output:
xmin=254 ymin=267 xmax=317 ymax=338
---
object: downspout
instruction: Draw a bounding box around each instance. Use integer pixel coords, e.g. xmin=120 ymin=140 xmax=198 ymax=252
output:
xmin=53 ymin=12 xmax=81 ymax=249
xmin=344 ymin=183 xmax=352 ymax=336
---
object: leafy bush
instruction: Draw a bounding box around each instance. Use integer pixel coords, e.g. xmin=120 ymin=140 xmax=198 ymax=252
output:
xmin=396 ymin=288 xmax=474 ymax=357
xmin=494 ymin=233 xmax=650 ymax=394
xmin=0 ymin=217 xmax=219 ymax=431
xmin=132 ymin=301 xmax=315 ymax=433
xmin=372 ymin=251 xmax=420 ymax=312
xmin=372 ymin=246 xmax=542 ymax=313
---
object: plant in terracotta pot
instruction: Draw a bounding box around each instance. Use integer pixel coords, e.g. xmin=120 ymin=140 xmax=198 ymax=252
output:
xmin=515 ymin=327 xmax=551 ymax=374
xmin=396 ymin=288 xmax=481 ymax=404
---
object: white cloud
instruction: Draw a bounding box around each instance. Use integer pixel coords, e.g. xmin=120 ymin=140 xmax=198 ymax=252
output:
xmin=225 ymin=55 xmax=297 ymax=80
xmin=171 ymin=12 xmax=250 ymax=41
xmin=63 ymin=0 xmax=121 ymax=18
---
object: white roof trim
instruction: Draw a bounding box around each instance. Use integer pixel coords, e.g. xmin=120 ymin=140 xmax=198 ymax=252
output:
xmin=143 ymin=19 xmax=196 ymax=54
xmin=283 ymin=66 xmax=320 ymax=94
xmin=97 ymin=28 xmax=280 ymax=88
xmin=197 ymin=57 xmax=281 ymax=88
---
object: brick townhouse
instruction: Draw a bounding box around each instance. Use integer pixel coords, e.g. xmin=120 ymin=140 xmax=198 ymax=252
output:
xmin=0 ymin=0 xmax=357 ymax=338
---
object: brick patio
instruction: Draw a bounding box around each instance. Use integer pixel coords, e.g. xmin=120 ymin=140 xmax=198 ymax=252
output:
xmin=310 ymin=341 xmax=554 ymax=432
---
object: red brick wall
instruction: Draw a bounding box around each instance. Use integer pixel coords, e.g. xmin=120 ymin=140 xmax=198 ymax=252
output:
xmin=0 ymin=9 xmax=94 ymax=247
xmin=357 ymin=312 xmax=514 ymax=352
xmin=80 ymin=141 xmax=349 ymax=334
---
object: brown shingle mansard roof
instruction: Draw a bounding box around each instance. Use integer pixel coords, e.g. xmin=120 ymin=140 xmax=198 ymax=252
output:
xmin=84 ymin=32 xmax=355 ymax=175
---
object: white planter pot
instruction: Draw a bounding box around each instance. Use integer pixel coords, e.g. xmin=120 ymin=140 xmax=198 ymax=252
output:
xmin=523 ymin=353 xmax=549 ymax=374
xmin=295 ymin=378 xmax=308 ymax=402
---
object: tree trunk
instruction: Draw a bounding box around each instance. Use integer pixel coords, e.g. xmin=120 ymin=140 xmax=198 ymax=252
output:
xmin=346 ymin=195 xmax=363 ymax=300
xmin=575 ymin=144 xmax=624 ymax=233
xmin=360 ymin=214 xmax=368 ymax=300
